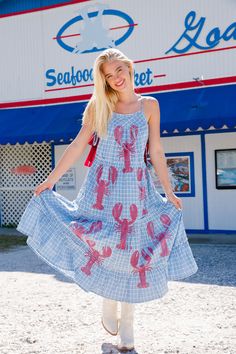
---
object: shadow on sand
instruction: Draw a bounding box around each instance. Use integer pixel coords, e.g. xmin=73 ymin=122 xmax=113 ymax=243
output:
xmin=101 ymin=342 xmax=139 ymax=353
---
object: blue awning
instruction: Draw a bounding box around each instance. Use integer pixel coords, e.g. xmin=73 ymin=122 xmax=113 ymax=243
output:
xmin=0 ymin=84 xmax=235 ymax=145
xmin=0 ymin=102 xmax=85 ymax=144
xmin=151 ymin=83 xmax=236 ymax=132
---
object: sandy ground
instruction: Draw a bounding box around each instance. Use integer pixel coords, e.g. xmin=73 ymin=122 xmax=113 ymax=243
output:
xmin=0 ymin=243 xmax=235 ymax=354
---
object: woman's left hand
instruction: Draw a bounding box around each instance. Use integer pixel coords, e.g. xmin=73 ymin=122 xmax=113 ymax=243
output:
xmin=165 ymin=191 xmax=183 ymax=211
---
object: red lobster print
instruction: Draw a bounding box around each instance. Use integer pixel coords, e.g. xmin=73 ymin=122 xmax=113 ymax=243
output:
xmin=112 ymin=202 xmax=138 ymax=250
xmin=130 ymin=247 xmax=153 ymax=288
xmin=147 ymin=214 xmax=172 ymax=257
xmin=93 ymin=164 xmax=118 ymax=210
xmin=81 ymin=239 xmax=112 ymax=276
xmin=136 ymin=167 xmax=148 ymax=215
xmin=114 ymin=125 xmax=138 ymax=173
xmin=70 ymin=220 xmax=102 ymax=241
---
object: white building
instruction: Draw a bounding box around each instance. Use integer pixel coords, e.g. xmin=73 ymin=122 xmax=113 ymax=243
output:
xmin=0 ymin=0 xmax=236 ymax=234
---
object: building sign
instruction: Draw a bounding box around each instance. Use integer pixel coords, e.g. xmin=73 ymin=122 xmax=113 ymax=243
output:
xmin=11 ymin=165 xmax=37 ymax=175
xmin=56 ymin=167 xmax=76 ymax=191
xmin=165 ymin=10 xmax=236 ymax=54
xmin=56 ymin=4 xmax=135 ymax=54
xmin=0 ymin=0 xmax=236 ymax=107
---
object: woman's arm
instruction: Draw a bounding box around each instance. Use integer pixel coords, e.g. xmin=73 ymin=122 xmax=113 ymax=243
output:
xmin=34 ymin=123 xmax=93 ymax=195
xmin=47 ymin=124 xmax=93 ymax=184
xmin=146 ymin=97 xmax=183 ymax=210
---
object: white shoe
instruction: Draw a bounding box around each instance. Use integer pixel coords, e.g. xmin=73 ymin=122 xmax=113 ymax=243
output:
xmin=101 ymin=298 xmax=119 ymax=336
xmin=117 ymin=302 xmax=135 ymax=352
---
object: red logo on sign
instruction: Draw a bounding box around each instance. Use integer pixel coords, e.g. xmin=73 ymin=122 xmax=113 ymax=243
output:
xmin=11 ymin=165 xmax=37 ymax=175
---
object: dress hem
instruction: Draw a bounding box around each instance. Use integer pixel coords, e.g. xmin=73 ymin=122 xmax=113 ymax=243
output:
xmin=18 ymin=225 xmax=198 ymax=303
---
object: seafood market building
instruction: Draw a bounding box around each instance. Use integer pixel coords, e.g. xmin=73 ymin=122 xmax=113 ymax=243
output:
xmin=0 ymin=0 xmax=236 ymax=234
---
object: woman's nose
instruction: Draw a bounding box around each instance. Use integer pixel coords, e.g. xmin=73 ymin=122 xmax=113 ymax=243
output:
xmin=115 ymin=72 xmax=121 ymax=81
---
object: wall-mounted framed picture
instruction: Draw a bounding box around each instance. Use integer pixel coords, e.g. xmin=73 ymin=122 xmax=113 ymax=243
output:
xmin=215 ymin=148 xmax=236 ymax=189
xmin=147 ymin=151 xmax=195 ymax=197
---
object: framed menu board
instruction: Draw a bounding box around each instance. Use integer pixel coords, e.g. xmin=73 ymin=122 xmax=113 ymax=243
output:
xmin=215 ymin=149 xmax=236 ymax=189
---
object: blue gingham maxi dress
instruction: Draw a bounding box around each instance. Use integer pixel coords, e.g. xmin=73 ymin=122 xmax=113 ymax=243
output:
xmin=17 ymin=104 xmax=198 ymax=303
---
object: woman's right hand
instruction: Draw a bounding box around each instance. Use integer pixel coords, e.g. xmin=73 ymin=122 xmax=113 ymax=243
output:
xmin=34 ymin=179 xmax=55 ymax=196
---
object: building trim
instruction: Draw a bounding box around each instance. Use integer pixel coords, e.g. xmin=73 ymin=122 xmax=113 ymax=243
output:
xmin=0 ymin=0 xmax=91 ymax=18
xmin=1 ymin=77 xmax=236 ymax=109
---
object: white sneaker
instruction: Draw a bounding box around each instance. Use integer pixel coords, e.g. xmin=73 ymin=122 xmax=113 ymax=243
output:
xmin=101 ymin=298 xmax=119 ymax=336
xmin=117 ymin=302 xmax=135 ymax=352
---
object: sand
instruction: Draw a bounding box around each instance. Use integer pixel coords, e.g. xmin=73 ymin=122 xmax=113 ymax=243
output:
xmin=0 ymin=243 xmax=235 ymax=354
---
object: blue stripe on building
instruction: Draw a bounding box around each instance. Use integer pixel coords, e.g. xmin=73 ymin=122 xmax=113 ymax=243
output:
xmin=0 ymin=0 xmax=78 ymax=15
xmin=1 ymin=84 xmax=235 ymax=144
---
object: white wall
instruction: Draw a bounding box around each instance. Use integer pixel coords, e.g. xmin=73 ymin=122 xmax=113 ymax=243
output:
xmin=205 ymin=132 xmax=236 ymax=230
xmin=162 ymin=134 xmax=204 ymax=230
xmin=1 ymin=0 xmax=236 ymax=103
xmin=54 ymin=144 xmax=90 ymax=201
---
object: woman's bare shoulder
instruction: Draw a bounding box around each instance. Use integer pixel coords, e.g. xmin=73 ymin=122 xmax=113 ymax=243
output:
xmin=141 ymin=96 xmax=160 ymax=123
xmin=142 ymin=95 xmax=159 ymax=106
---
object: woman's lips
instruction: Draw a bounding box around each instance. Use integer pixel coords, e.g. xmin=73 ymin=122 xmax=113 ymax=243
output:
xmin=115 ymin=79 xmax=125 ymax=87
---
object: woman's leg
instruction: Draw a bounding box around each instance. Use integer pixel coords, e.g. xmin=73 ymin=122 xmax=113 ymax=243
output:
xmin=117 ymin=302 xmax=135 ymax=351
xmin=101 ymin=297 xmax=119 ymax=335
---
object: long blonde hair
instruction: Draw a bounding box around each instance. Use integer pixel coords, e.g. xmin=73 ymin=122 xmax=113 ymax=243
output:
xmin=82 ymin=48 xmax=134 ymax=138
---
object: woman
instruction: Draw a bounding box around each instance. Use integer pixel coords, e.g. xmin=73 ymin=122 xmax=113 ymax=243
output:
xmin=17 ymin=48 xmax=198 ymax=352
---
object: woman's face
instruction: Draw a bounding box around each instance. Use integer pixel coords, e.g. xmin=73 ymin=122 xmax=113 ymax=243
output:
xmin=102 ymin=59 xmax=132 ymax=92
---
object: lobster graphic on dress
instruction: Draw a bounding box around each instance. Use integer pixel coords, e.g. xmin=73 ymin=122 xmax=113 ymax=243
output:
xmin=136 ymin=167 xmax=148 ymax=215
xmin=114 ymin=125 xmax=138 ymax=173
xmin=112 ymin=202 xmax=138 ymax=250
xmin=130 ymin=247 xmax=153 ymax=288
xmin=147 ymin=214 xmax=172 ymax=257
xmin=69 ymin=220 xmax=102 ymax=241
xmin=81 ymin=239 xmax=112 ymax=276
xmin=93 ymin=164 xmax=118 ymax=210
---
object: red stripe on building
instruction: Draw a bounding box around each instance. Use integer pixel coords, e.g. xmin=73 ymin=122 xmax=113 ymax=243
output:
xmin=1 ymin=76 xmax=236 ymax=109
xmin=134 ymin=45 xmax=236 ymax=63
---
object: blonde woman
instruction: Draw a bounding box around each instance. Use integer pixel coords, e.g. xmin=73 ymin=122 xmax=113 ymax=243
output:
xmin=17 ymin=48 xmax=198 ymax=352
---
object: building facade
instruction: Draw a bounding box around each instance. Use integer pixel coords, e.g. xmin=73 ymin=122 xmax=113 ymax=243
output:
xmin=0 ymin=0 xmax=236 ymax=233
